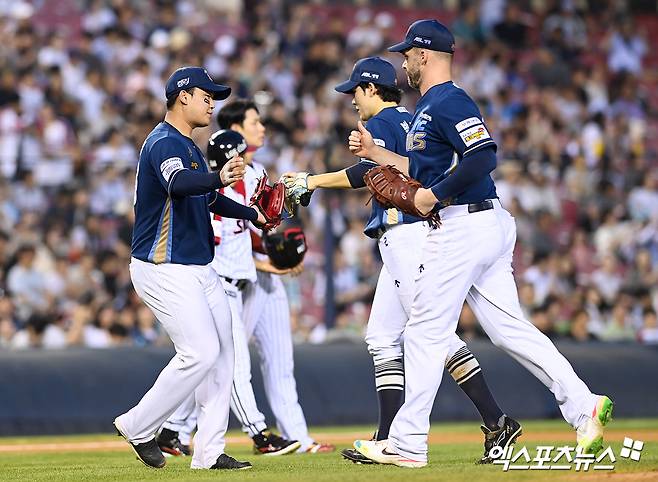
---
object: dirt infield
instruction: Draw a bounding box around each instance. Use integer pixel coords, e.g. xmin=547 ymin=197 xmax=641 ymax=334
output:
xmin=2 ymin=428 xmax=657 ymax=453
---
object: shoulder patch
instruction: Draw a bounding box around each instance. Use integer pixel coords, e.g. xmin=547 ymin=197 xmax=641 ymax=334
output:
xmin=160 ymin=156 xmax=184 ymax=182
xmin=459 ymin=125 xmax=491 ymax=147
xmin=455 ymin=117 xmax=482 ymax=132
xmin=373 ymin=138 xmax=386 ymax=147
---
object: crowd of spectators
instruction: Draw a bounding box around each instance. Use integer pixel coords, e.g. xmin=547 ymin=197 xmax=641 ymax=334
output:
xmin=0 ymin=0 xmax=657 ymax=349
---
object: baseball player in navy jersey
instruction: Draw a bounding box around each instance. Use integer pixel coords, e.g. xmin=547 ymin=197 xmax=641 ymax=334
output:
xmin=113 ymin=66 xmax=272 ymax=471
xmin=284 ymin=56 xmax=519 ymax=465
xmin=349 ymin=21 xmax=613 ymax=468
xmin=157 ymin=101 xmax=333 ymax=456
xmin=158 ymin=126 xmax=300 ymax=457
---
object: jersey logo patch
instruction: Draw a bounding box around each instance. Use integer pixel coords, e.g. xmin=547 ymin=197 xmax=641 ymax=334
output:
xmin=160 ymin=157 xmax=184 ymax=182
xmin=191 ymin=161 xmax=199 ymax=170
xmin=455 ymin=117 xmax=482 ymax=132
xmin=459 ymin=125 xmax=491 ymax=147
xmin=373 ymin=138 xmax=386 ymax=147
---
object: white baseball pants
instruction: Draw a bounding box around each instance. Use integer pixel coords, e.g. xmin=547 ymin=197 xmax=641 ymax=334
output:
xmin=242 ymin=271 xmax=314 ymax=450
xmin=116 ymin=258 xmax=234 ymax=469
xmin=389 ymin=201 xmax=598 ymax=462
xmin=366 ymin=222 xmax=468 ymax=364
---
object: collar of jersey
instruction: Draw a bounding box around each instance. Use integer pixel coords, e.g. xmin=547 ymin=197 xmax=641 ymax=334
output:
xmin=419 ymin=80 xmax=454 ymax=101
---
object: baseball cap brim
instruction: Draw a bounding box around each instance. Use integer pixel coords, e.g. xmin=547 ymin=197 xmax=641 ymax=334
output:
xmin=388 ymin=41 xmax=413 ymax=52
xmin=334 ymin=79 xmax=360 ymax=93
xmin=197 ymin=81 xmax=231 ymax=100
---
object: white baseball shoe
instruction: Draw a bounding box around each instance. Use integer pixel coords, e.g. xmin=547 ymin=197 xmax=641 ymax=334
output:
xmin=353 ymin=440 xmax=427 ymax=468
xmin=576 ymin=395 xmax=614 ymax=455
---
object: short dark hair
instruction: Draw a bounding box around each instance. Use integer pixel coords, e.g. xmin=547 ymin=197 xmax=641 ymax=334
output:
xmin=166 ymin=87 xmax=196 ymax=110
xmin=357 ymin=82 xmax=402 ymax=103
xmin=216 ymin=99 xmax=259 ymax=129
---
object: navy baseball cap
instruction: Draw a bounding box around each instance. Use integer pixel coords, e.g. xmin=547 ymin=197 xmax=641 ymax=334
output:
xmin=388 ymin=19 xmax=455 ymax=54
xmin=334 ymin=57 xmax=398 ymax=93
xmin=165 ymin=66 xmax=231 ymax=101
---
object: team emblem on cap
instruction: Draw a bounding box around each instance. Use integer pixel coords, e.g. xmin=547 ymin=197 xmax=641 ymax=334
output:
xmin=177 ymin=77 xmax=190 ymax=88
xmin=414 ymin=36 xmax=432 ymax=45
xmin=362 ymin=72 xmax=380 ymax=79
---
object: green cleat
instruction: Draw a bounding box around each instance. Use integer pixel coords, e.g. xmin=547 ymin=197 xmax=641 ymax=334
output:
xmin=576 ymin=396 xmax=614 ymax=455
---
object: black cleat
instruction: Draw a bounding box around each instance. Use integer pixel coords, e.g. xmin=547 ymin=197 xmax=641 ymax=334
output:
xmin=210 ymin=453 xmax=252 ymax=470
xmin=113 ymin=420 xmax=166 ymax=469
xmin=478 ymin=415 xmax=523 ymax=464
xmin=252 ymin=429 xmax=301 ymax=456
xmin=156 ymin=428 xmax=191 ymax=456
xmin=341 ymin=448 xmax=375 ymax=464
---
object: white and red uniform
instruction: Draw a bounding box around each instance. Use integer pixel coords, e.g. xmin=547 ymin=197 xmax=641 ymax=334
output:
xmin=240 ymin=161 xmax=316 ymax=450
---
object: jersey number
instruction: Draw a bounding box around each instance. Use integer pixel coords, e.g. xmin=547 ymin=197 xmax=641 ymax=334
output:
xmin=406 ymin=132 xmax=426 ymax=151
xmin=234 ymin=219 xmax=248 ymax=234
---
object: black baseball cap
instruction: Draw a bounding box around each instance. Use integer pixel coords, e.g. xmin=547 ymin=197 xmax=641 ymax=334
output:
xmin=388 ymin=19 xmax=455 ymax=54
xmin=334 ymin=57 xmax=398 ymax=93
xmin=165 ymin=66 xmax=231 ymax=101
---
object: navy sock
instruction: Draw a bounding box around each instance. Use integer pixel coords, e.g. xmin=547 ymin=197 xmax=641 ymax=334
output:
xmin=374 ymin=358 xmax=404 ymax=440
xmin=447 ymin=347 xmax=504 ymax=430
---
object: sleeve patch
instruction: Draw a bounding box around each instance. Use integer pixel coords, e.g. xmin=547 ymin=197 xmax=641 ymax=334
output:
xmin=373 ymin=138 xmax=386 ymax=147
xmin=459 ymin=125 xmax=491 ymax=147
xmin=160 ymin=157 xmax=184 ymax=182
xmin=455 ymin=117 xmax=483 ymax=132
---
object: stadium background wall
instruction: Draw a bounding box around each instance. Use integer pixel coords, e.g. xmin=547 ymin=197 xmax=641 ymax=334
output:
xmin=1 ymin=341 xmax=656 ymax=435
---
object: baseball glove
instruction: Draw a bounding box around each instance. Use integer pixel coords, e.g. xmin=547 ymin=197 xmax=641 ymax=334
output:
xmin=282 ymin=172 xmax=314 ymax=216
xmin=250 ymin=173 xmax=285 ymax=231
xmin=363 ymin=165 xmax=441 ymax=227
xmin=264 ymin=227 xmax=307 ymax=269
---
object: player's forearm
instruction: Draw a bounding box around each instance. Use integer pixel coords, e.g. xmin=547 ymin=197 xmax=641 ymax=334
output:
xmin=369 ymin=146 xmax=409 ymax=174
xmin=208 ymin=193 xmax=258 ymax=221
xmin=307 ymin=170 xmax=352 ymax=190
xmin=170 ymin=170 xmax=221 ymax=197
xmin=429 ymin=147 xmax=497 ymax=202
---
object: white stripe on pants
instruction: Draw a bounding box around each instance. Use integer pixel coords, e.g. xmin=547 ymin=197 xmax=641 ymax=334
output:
xmin=389 ymin=202 xmax=597 ymax=462
xmin=225 ymin=278 xmax=268 ymax=437
xmin=116 ymin=258 xmax=234 ymax=469
xmin=243 ymin=271 xmax=314 ymax=449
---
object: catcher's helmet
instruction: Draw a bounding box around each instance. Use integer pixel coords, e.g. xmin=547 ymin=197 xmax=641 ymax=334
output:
xmin=207 ymin=129 xmax=247 ymax=171
xmin=263 ymin=227 xmax=307 ymax=269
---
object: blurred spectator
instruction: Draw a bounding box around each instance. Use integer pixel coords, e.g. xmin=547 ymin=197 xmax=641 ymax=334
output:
xmin=452 ymin=2 xmax=486 ymax=46
xmin=607 ymin=18 xmax=647 ymax=75
xmin=638 ymin=308 xmax=658 ymax=344
xmin=492 ymin=3 xmax=529 ymax=48
xmin=6 ymin=244 xmax=50 ymax=320
xmin=599 ymin=301 xmax=636 ymax=342
xmin=569 ymin=310 xmax=597 ymax=342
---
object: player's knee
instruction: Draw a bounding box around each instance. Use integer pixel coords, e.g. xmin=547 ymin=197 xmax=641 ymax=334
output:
xmin=181 ymin=343 xmax=219 ymax=374
xmin=368 ymin=344 xmax=403 ymax=364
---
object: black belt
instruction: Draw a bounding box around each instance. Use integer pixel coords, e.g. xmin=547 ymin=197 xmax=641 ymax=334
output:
xmin=222 ymin=277 xmax=249 ymax=291
xmin=467 ymin=199 xmax=494 ymax=213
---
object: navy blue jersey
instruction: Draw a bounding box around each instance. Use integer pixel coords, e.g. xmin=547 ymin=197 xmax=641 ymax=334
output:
xmin=407 ymin=81 xmax=497 ymax=205
xmin=362 ymin=106 xmax=423 ymax=239
xmin=132 ymin=122 xmax=215 ymax=265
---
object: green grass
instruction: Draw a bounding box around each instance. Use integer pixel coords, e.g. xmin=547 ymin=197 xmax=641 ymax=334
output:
xmin=0 ymin=420 xmax=656 ymax=481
